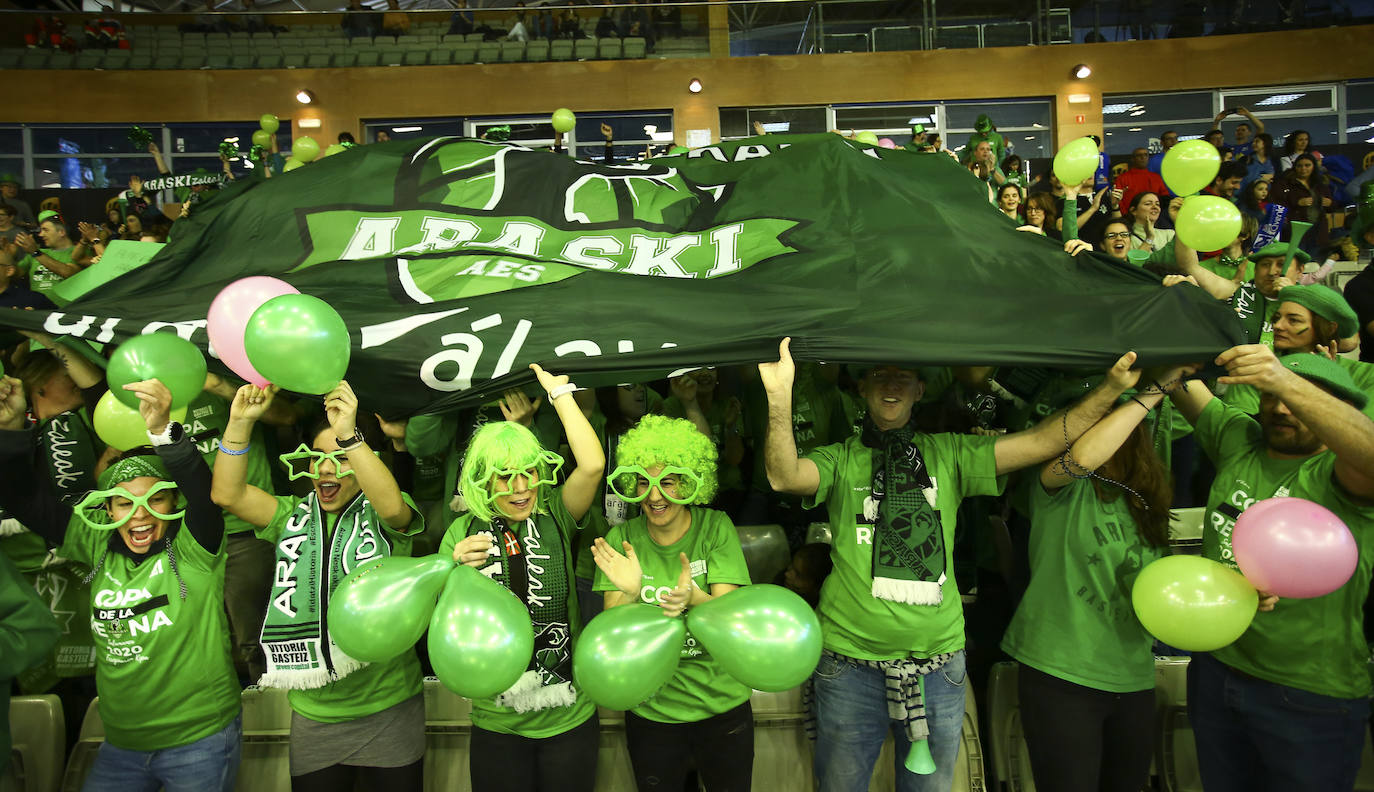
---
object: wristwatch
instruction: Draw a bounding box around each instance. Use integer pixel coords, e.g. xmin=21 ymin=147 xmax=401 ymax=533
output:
xmin=336 ymin=428 xmax=366 ymax=451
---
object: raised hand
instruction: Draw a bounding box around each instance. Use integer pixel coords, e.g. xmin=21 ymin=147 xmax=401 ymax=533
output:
xmin=122 ymin=378 xmax=173 ymax=434
xmin=498 ymin=388 xmax=541 ymax=427
xmin=229 ymin=383 xmax=277 ymax=424
xmin=669 ymin=374 xmax=699 ymax=405
xmin=452 ymin=532 xmax=495 ymax=568
xmin=528 ymin=363 xmax=569 ymax=396
xmin=592 ymin=537 xmax=644 ymax=598
xmin=1215 ymin=344 xmax=1291 ymax=394
xmin=0 ymin=376 xmax=27 ymax=431
xmin=757 ymin=337 xmax=796 ymax=397
xmin=1105 ymin=351 xmax=1143 ymax=392
xmin=375 ymin=412 xmax=408 ymax=440
xmin=324 ymin=380 xmax=359 ymax=439
xmin=1161 ymin=274 xmax=1200 ymax=288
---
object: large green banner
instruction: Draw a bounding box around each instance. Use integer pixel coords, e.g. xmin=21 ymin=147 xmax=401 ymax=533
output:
xmin=1 ymin=134 xmax=1243 ymax=415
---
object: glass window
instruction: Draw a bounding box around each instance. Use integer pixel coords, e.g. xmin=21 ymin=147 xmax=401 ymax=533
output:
xmin=574 ymin=143 xmax=662 ymax=162
xmin=944 ymin=101 xmax=1051 ymax=131
xmin=32 ymin=156 xmax=157 ymax=190
xmin=1008 ymin=131 xmax=1053 ymax=161
xmin=1102 ymin=122 xmax=1189 ymax=155
xmin=168 ymin=122 xmax=289 ymax=154
xmin=719 ymin=108 xmax=749 ymax=139
xmin=31 ymin=125 xmax=163 ymax=157
xmin=364 ymin=119 xmax=467 ymax=142
xmin=1102 ymin=91 xmax=1213 ymax=123
xmin=746 ymin=106 xmax=828 ymax=135
xmin=1264 ymin=115 xmax=1339 ymax=152
xmin=573 ymin=113 xmax=673 ymax=149
xmin=1347 ymin=81 xmax=1374 ymax=111
xmin=1220 ymin=87 xmax=1336 ymax=114
xmin=834 ymin=105 xmax=938 ymax=132
xmin=1347 ymin=113 xmax=1374 ymax=144
xmin=0 ymin=128 xmax=21 ymax=158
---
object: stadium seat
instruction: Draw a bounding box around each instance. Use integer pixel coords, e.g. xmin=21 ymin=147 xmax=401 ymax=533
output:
xmin=205 ymin=53 xmax=232 ymax=69
xmin=75 ymin=51 xmax=104 ymax=70
xmin=1169 ymin=507 xmax=1205 ymax=542
xmin=18 ymin=50 xmax=49 ymax=69
xmin=1154 ymin=657 xmax=1201 ymax=792
xmin=0 ymin=49 xmax=24 ymax=69
xmin=987 ymin=661 xmax=1035 ymax=791
xmin=206 ymin=31 xmax=230 ymax=44
xmin=598 ymin=37 xmax=623 ymax=59
xmin=423 ymin=678 xmax=471 ymax=792
xmin=126 ymin=53 xmax=153 ymax=69
xmin=378 ymin=47 xmax=405 ymax=66
xmin=736 ymin=524 xmax=790 ymax=587
xmin=402 ymin=49 xmax=429 ymax=66
xmin=306 ymin=52 xmax=332 ymax=68
xmin=354 ymin=50 xmax=380 ymax=67
xmin=622 ymin=36 xmax=646 ymax=58
xmin=9 ymin=695 xmax=64 ymax=792
xmin=237 ymin=687 xmax=291 ymax=792
xmin=476 ymin=42 xmax=500 ymax=63
xmin=548 ymin=39 xmax=573 ymax=60
xmin=499 ymin=40 xmax=526 ymax=62
xmin=573 ymin=36 xmax=598 ymax=59
xmin=256 ymin=53 xmax=283 ymax=69
xmin=751 ymin=688 xmax=812 ymax=791
xmin=61 ymin=698 xmax=104 ymax=791
xmin=595 ymin=709 xmax=636 ymax=792
xmin=450 ymin=43 xmax=478 ymax=64
xmin=152 ymin=54 xmax=180 ymax=69
xmin=524 ymin=39 xmax=549 ymax=60
xmin=332 ymin=51 xmax=358 ymax=67
xmin=48 ymin=51 xmax=76 ymax=69
xmin=282 ymin=53 xmax=307 ymax=68
xmin=230 ymin=53 xmax=256 ymax=68
xmin=464 ymin=33 xmax=485 ymax=42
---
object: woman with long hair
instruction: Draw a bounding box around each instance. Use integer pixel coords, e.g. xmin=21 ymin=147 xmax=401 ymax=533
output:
xmin=1278 ymin=129 xmax=1321 ymax=173
xmin=1001 ymin=363 xmax=1186 ymax=792
xmin=1125 ymin=192 xmax=1174 ymax=253
xmin=1244 ymin=133 xmax=1275 ymax=187
xmin=996 ymin=183 xmax=1023 ymax=222
xmin=1024 ymin=192 xmax=1060 ymax=241
xmin=1272 ymin=152 xmax=1333 ymax=253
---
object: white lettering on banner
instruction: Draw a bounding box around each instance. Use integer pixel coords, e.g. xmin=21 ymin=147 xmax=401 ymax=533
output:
xmin=45 ymin=416 xmax=82 ymax=489
xmin=139 ymin=321 xmax=206 ymax=342
xmin=395 ymin=217 xmax=481 ymax=256
xmin=128 ymin=610 xmax=173 ymax=636
xmin=625 ymin=234 xmax=700 ymax=278
xmin=640 ymin=584 xmax=673 ymax=604
xmin=341 ymin=216 xmax=403 ymax=260
xmin=856 ymin=525 xmax=874 ymax=546
xmin=272 ymin=509 xmax=310 ymax=618
xmin=522 ymin=522 xmax=553 ymax=610
xmin=561 ymin=236 xmax=624 ymax=270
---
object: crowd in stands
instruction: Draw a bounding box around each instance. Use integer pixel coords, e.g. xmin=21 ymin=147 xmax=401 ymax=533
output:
xmin=2 ymin=110 xmax=1374 ymax=792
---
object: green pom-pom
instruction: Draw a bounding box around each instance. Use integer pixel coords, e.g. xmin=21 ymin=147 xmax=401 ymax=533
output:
xmin=127 ymin=126 xmax=154 ymax=149
xmin=484 ymin=125 xmax=511 ymax=143
xmin=218 ymin=141 xmax=239 ymax=159
xmin=250 ymin=144 xmax=267 ymax=162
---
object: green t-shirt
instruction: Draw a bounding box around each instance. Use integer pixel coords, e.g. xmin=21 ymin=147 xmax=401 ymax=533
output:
xmin=21 ymin=247 xmax=75 ymax=296
xmin=593 ymin=507 xmax=752 ymax=723
xmin=1194 ymin=399 xmax=1374 ymax=699
xmin=186 ymin=392 xmax=275 ymax=535
xmin=60 ymin=521 xmax=239 ymax=751
xmin=258 ymin=492 xmax=425 ymax=723
xmin=439 ymin=492 xmax=595 ymax=738
xmin=803 ymin=432 xmax=1003 ymax=660
xmin=1337 ymin=356 xmax=1374 ymax=421
xmin=1001 ymin=478 xmax=1165 ymax=692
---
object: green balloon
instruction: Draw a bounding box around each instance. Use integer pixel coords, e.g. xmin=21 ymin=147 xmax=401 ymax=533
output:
xmin=321 ymin=143 xmax=345 ymax=158
xmin=428 ymin=565 xmax=534 ymax=699
xmin=292 ymin=136 xmax=320 ymax=163
xmin=1174 ymin=195 xmax=1243 ymax=252
xmin=106 ymin=333 xmax=207 ymax=411
xmin=668 ymin=145 xmax=690 ymax=155
xmin=251 ymin=129 xmax=272 ymax=148
xmin=686 ymin=584 xmax=822 ymax=691
xmin=1131 ymin=555 xmax=1257 ymax=652
xmin=1161 ymin=139 xmax=1220 ymax=197
xmin=260 ymin=114 xmax=280 ymax=134
xmin=243 ymin=293 xmax=351 ymax=395
xmin=573 ymin=604 xmax=685 ymax=710
xmin=551 ymin=108 xmax=576 ymax=133
xmin=93 ymin=390 xmax=187 ymax=451
xmin=1052 ymin=136 xmax=1099 ymax=186
xmin=854 ymin=131 xmax=879 ymax=146
xmin=282 ymin=158 xmax=303 ymax=173
xmin=328 ymin=555 xmax=454 ymax=662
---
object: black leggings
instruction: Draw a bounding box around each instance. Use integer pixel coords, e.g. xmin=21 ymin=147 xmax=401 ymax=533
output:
xmin=290 ymin=758 xmax=423 ymax=791
xmin=1017 ymin=664 xmax=1154 ymax=792
xmin=625 ymin=701 xmax=754 ymax=791
xmin=469 ymin=713 xmax=599 ymax=792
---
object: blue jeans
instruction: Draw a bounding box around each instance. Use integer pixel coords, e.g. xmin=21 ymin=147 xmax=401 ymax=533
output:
xmin=1188 ymin=653 xmax=1369 ymax=792
xmin=812 ymin=650 xmax=966 ymax=792
xmin=83 ymin=713 xmax=241 ymax=792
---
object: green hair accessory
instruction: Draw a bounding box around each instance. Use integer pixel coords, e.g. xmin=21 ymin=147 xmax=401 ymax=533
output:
xmin=128 ymin=125 xmax=154 ymax=150
xmin=279 ymin=443 xmax=359 ymax=481
xmin=606 ymin=465 xmax=702 ymax=505
xmin=97 ymin=454 xmax=170 ymax=491
xmin=218 ymin=141 xmax=239 ymax=160
xmin=73 ymin=480 xmax=184 ymax=531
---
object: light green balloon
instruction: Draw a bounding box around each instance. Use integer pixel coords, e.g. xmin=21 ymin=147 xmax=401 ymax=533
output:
xmin=243 ymin=293 xmax=350 ymax=395
xmin=251 ymin=129 xmax=272 ymax=148
xmin=282 ymin=158 xmax=303 ymax=172
xmin=328 ymin=555 xmax=454 ymax=662
xmin=1161 ymin=139 xmax=1221 ymax=197
xmin=292 ymin=136 xmax=320 ymax=163
xmin=105 ymin=333 xmax=207 ymax=412
xmin=428 ymin=565 xmax=534 ymax=699
xmin=1131 ymin=555 xmax=1257 ymax=652
xmin=1175 ymin=195 xmax=1243 ymax=252
xmin=93 ymin=391 xmax=187 ymax=452
xmin=551 ymin=108 xmax=576 ymax=133
xmin=321 ymin=143 xmax=345 ymax=158
xmin=259 ymin=114 xmax=280 ymax=134
xmin=573 ymin=604 xmax=685 ymax=711
xmin=1052 ymin=136 xmax=1099 ymax=186
xmin=686 ymin=584 xmax=822 ymax=691
xmin=854 ymin=131 xmax=879 ymax=146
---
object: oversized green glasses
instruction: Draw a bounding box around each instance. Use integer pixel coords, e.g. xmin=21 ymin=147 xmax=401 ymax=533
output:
xmin=279 ymin=444 xmax=358 ymax=481
xmin=462 ymin=449 xmax=565 ymax=512
xmin=606 ymin=465 xmax=702 ymax=505
xmin=73 ymin=480 xmax=185 ymax=531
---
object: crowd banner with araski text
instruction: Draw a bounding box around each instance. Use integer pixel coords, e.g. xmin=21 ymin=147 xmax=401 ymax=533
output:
xmin=0 ymin=134 xmax=1246 ymax=416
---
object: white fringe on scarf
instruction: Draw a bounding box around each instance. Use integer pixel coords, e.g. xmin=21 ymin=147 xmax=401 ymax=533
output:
xmin=0 ymin=518 xmax=27 ymax=538
xmin=256 ymin=641 xmax=368 ymax=690
xmin=495 ymin=670 xmax=577 ymax=713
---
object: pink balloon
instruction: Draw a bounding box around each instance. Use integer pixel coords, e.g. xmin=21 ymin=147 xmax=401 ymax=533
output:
xmin=1233 ymin=497 xmax=1357 ymax=599
xmin=207 ymin=276 xmax=300 ymax=387
xmin=878 ymin=138 xmax=897 ymax=149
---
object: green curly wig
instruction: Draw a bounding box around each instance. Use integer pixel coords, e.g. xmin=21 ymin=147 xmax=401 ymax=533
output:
xmin=614 ymin=414 xmax=718 ymax=505
xmin=459 ymin=421 xmax=556 ymax=522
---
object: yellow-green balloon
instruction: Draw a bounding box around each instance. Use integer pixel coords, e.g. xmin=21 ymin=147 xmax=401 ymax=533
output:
xmin=260 ymin=114 xmax=280 ymax=134
xmin=251 ymin=129 xmax=272 ymax=148
xmin=1175 ymin=195 xmax=1243 ymax=252
xmin=282 ymin=158 xmax=303 ymax=173
xmin=686 ymin=584 xmax=822 ymax=691
xmin=105 ymin=333 xmax=207 ymax=412
xmin=328 ymin=555 xmax=454 ymax=662
xmin=1131 ymin=555 xmax=1257 ymax=652
xmin=93 ymin=391 xmax=188 ymax=452
xmin=573 ymin=604 xmax=685 ymax=711
xmin=551 ymin=108 xmax=576 ymax=133
xmin=1161 ymin=139 xmax=1220 ymax=197
xmin=1052 ymin=136 xmax=1099 ymax=186
xmin=428 ymin=565 xmax=534 ymax=699
xmin=855 ymin=131 xmax=879 ymax=146
xmin=321 ymin=143 xmax=345 ymax=158
xmin=292 ymin=136 xmax=320 ymax=163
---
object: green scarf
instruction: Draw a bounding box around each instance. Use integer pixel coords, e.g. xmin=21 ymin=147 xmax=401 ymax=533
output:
xmin=258 ymin=492 xmax=394 ymax=689
xmin=1230 ymin=282 xmax=1275 ymax=349
xmin=860 ymin=418 xmax=946 ymax=605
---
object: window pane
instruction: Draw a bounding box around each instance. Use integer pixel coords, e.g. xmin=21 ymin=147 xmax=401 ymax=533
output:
xmin=1219 ymin=87 xmax=1335 ymax=114
xmin=834 ymin=105 xmax=937 ymax=132
xmin=0 ymin=128 xmax=21 ymax=157
xmin=746 ymin=107 xmax=828 ymax=134
xmin=1264 ymin=115 xmax=1339 ymax=152
xmin=168 ymin=122 xmax=289 ymax=154
xmin=1103 ymin=91 xmax=1213 ymax=123
xmin=719 ymin=108 xmax=749 ymax=138
xmin=32 ymin=156 xmax=157 ymax=190
xmin=1102 ymin=122 xmax=1186 ymax=155
xmin=574 ymin=113 xmax=673 ymax=149
xmin=366 ymin=120 xmax=467 ymax=142
xmin=944 ymin=101 xmax=1051 ymax=130
xmin=574 ymin=143 xmax=660 ymax=162
xmin=31 ymin=126 xmax=162 ymax=157
xmin=1347 ymin=113 xmax=1374 ymax=144
xmin=1347 ymin=81 xmax=1374 ymax=111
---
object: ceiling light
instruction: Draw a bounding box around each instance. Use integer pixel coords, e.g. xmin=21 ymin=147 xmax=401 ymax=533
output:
xmin=295 ymin=89 xmax=316 ymax=104
xmin=1067 ymin=93 xmax=1092 ymax=104
xmin=1254 ymin=93 xmax=1304 ymax=106
xmin=1071 ymin=63 xmax=1091 ymax=79
xmin=688 ymin=78 xmax=703 ymax=93
xmin=391 ymin=126 xmax=422 ymax=133
xmin=1129 ymin=109 xmax=1146 ymax=116
xmin=1129 ymin=127 xmax=1142 ymax=131
xmin=297 ymin=118 xmax=321 ymax=128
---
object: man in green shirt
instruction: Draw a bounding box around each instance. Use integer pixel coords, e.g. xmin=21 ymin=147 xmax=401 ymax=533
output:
xmin=1167 ymin=346 xmax=1374 ymax=792
xmin=759 ymin=337 xmax=1139 ymax=792
xmin=14 ymin=214 xmax=88 ymax=297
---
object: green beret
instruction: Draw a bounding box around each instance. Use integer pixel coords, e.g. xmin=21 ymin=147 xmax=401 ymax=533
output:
xmin=0 ymin=173 xmax=19 ymax=188
xmin=1276 ymin=284 xmax=1359 ymax=338
xmin=1248 ymin=241 xmax=1311 ymax=265
xmin=97 ymin=454 xmax=170 ymax=491
xmin=1280 ymin=355 xmax=1368 ymax=410
xmin=36 ymin=210 xmax=60 ymax=224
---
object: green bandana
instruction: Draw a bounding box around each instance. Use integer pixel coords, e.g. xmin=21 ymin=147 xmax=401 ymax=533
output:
xmin=860 ymin=418 xmax=945 ymax=605
xmin=258 ymin=492 xmax=396 ymax=689
xmin=97 ymin=455 xmax=170 ymax=490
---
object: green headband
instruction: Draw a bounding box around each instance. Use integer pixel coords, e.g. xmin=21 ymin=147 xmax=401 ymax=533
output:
xmin=97 ymin=455 xmax=170 ymax=491
xmin=606 ymin=465 xmax=703 ymax=505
